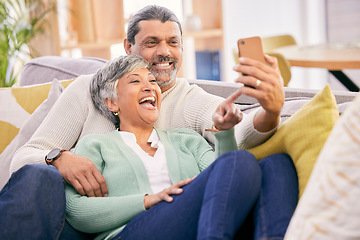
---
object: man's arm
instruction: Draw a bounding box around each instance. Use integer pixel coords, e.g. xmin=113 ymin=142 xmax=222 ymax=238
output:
xmin=160 ymin=79 xmax=277 ymax=149
xmin=10 ymin=75 xmax=111 ymax=197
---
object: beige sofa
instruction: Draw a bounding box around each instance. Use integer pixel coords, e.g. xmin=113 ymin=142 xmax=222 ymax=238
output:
xmin=0 ymin=56 xmax=358 ymax=191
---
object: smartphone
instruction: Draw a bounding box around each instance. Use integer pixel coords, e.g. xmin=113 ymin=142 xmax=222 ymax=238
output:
xmin=237 ymin=36 xmax=266 ymax=88
xmin=237 ymin=36 xmax=266 ymax=64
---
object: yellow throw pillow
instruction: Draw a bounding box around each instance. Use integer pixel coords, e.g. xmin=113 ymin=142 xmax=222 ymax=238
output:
xmin=248 ymin=84 xmax=339 ymax=197
xmin=0 ymin=79 xmax=74 ymax=153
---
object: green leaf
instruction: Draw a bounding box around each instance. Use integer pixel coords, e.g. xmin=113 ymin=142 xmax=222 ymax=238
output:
xmin=0 ymin=0 xmax=54 ymax=87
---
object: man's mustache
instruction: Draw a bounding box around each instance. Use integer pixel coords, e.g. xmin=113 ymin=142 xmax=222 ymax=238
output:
xmin=150 ymin=56 xmax=177 ymax=64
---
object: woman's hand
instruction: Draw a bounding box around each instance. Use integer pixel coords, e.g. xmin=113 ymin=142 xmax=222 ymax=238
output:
xmin=212 ymin=89 xmax=243 ymax=131
xmin=144 ymin=177 xmax=195 ymax=210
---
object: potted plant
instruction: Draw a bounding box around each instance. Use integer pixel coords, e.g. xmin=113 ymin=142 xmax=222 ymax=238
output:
xmin=0 ymin=0 xmax=54 ymax=87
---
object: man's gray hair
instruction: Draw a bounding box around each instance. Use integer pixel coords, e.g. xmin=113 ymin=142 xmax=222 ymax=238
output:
xmin=127 ymin=5 xmax=182 ymax=44
xmin=90 ymin=55 xmax=149 ymax=125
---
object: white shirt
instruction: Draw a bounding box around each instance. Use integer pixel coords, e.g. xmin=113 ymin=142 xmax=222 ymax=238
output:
xmin=119 ymin=129 xmax=173 ymax=194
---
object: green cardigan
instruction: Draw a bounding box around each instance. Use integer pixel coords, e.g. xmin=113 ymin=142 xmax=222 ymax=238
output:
xmin=65 ymin=128 xmax=237 ymax=240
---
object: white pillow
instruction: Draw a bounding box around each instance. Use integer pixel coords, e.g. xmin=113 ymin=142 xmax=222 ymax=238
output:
xmin=0 ymin=79 xmax=64 ymax=189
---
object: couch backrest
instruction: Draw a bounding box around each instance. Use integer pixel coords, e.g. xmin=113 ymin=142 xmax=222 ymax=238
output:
xmin=20 ymin=56 xmax=359 ymax=105
xmin=19 ymin=56 xmax=107 ymax=86
xmin=188 ymin=79 xmax=359 ymax=105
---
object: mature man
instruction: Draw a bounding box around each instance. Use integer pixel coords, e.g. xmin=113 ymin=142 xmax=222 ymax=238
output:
xmin=1 ymin=5 xmax=297 ymax=240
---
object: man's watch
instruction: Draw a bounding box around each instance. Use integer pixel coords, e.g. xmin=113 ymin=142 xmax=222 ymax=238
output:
xmin=45 ymin=148 xmax=67 ymax=165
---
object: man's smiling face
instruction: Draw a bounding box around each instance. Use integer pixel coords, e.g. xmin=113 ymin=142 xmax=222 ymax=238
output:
xmin=124 ymin=20 xmax=183 ymax=92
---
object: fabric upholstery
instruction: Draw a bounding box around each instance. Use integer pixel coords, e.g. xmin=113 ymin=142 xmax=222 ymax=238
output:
xmin=0 ymin=79 xmax=72 ymax=189
xmin=19 ymin=56 xmax=106 ymax=86
xmin=248 ymin=85 xmax=339 ymax=197
xmin=284 ymin=94 xmax=360 ymax=240
xmin=0 ymin=79 xmax=73 ymax=154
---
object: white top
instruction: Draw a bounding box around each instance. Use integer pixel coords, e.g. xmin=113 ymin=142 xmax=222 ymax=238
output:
xmin=119 ymin=129 xmax=172 ymax=194
xmin=11 ymin=75 xmax=277 ymax=174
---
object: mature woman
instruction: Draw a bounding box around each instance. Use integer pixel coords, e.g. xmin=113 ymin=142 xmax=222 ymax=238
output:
xmin=65 ymin=55 xmax=297 ymax=240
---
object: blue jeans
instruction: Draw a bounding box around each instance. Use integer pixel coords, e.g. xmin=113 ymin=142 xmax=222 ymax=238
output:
xmin=0 ymin=164 xmax=65 ymax=240
xmin=254 ymin=154 xmax=299 ymax=240
xmin=115 ymin=150 xmax=261 ymax=240
xmin=234 ymin=153 xmax=299 ymax=240
xmin=114 ymin=151 xmax=298 ymax=240
xmin=0 ymin=151 xmax=298 ymax=240
xmin=0 ymin=164 xmax=95 ymax=240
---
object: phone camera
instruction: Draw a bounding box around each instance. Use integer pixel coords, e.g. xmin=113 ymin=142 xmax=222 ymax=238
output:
xmin=241 ymin=41 xmax=245 ymax=45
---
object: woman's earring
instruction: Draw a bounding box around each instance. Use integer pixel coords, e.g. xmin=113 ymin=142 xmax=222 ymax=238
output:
xmin=113 ymin=111 xmax=118 ymax=116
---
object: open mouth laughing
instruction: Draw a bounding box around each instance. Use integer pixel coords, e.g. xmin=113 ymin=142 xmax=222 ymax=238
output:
xmin=139 ymin=96 xmax=156 ymax=108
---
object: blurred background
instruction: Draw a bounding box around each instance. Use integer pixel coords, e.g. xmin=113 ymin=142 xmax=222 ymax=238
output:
xmin=4 ymin=0 xmax=360 ymax=90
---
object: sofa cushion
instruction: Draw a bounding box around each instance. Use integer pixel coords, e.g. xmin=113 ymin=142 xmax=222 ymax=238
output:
xmin=238 ymin=97 xmax=312 ymax=124
xmin=248 ymin=84 xmax=339 ymax=197
xmin=0 ymin=79 xmax=73 ymax=189
xmin=0 ymin=79 xmax=73 ymax=154
xmin=284 ymin=95 xmax=360 ymax=239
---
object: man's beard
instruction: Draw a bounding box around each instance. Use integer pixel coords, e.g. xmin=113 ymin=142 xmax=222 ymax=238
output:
xmin=149 ymin=56 xmax=178 ymax=89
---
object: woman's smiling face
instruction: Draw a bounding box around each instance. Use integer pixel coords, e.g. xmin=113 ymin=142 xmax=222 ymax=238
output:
xmin=107 ymin=68 xmax=161 ymax=130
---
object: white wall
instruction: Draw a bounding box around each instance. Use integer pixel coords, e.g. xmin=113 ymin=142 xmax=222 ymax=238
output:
xmin=222 ymin=0 xmax=329 ymax=90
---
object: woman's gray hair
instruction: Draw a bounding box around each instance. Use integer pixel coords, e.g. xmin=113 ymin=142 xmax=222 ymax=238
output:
xmin=90 ymin=55 xmax=149 ymax=126
xmin=127 ymin=5 xmax=182 ymax=44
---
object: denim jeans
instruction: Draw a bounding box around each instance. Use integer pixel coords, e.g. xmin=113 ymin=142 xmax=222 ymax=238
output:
xmin=254 ymin=154 xmax=299 ymax=240
xmin=114 ymin=151 xmax=298 ymax=240
xmin=0 ymin=164 xmax=65 ymax=240
xmin=0 ymin=151 xmax=298 ymax=240
xmin=114 ymin=150 xmax=261 ymax=240
xmin=235 ymin=153 xmax=299 ymax=240
xmin=0 ymin=164 xmax=95 ymax=240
